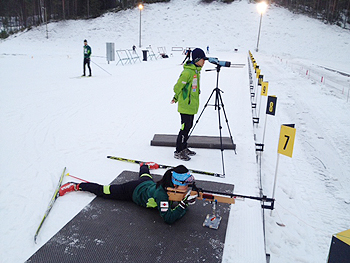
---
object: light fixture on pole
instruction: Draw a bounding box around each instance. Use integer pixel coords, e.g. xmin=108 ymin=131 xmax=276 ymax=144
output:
xmin=138 ymin=3 xmax=144 ymax=48
xmin=256 ymin=1 xmax=268 ymax=52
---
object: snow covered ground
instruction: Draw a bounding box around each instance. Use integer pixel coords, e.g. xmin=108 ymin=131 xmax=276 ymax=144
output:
xmin=1 ymin=0 xmax=349 ymax=262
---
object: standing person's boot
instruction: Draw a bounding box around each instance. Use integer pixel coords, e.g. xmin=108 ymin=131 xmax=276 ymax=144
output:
xmin=184 ymin=148 xmax=196 ymax=156
xmin=174 ymin=150 xmax=191 ymax=161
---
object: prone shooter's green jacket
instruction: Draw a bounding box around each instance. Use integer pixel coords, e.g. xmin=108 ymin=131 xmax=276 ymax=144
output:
xmin=132 ymin=179 xmax=187 ymax=224
xmin=173 ymin=61 xmax=202 ymax=115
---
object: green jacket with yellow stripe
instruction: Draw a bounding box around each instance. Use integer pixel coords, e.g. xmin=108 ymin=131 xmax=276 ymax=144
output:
xmin=132 ymin=180 xmax=187 ymax=224
xmin=173 ymin=61 xmax=202 ymax=115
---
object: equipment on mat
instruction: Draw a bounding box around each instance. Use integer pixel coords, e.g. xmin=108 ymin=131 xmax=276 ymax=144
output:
xmin=203 ymin=200 xmax=221 ymax=229
xmin=167 ymin=183 xmax=275 ymax=208
xmin=166 ymin=186 xmax=235 ymax=204
xmin=167 ymin=182 xmax=274 ymax=229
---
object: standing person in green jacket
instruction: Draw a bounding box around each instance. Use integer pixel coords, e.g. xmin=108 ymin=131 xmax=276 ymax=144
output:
xmin=171 ymin=48 xmax=207 ymax=161
xmin=83 ymin=39 xmax=92 ymax=77
xmin=59 ymin=164 xmax=197 ymax=224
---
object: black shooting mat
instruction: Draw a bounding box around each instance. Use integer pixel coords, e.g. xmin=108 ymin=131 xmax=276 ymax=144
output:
xmin=27 ymin=171 xmax=234 ymax=263
xmin=150 ymin=134 xmax=236 ymax=150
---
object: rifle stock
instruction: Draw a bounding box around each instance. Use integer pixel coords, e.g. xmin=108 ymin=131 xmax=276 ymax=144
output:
xmin=167 ymin=187 xmax=236 ymax=204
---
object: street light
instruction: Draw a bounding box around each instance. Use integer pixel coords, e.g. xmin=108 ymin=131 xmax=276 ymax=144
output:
xmin=256 ymin=1 xmax=268 ymax=52
xmin=87 ymin=0 xmax=90 ymax=18
xmin=41 ymin=6 xmax=48 ymax=39
xmin=138 ymin=3 xmax=144 ymax=48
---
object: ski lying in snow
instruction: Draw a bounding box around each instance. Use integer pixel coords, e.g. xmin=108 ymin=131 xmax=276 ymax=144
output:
xmin=106 ymin=156 xmax=225 ymax=178
xmin=34 ymin=167 xmax=66 ymax=243
xmin=70 ymin=75 xmax=92 ymax=79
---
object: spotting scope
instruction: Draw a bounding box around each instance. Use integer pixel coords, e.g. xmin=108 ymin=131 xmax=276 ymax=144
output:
xmin=206 ymin=57 xmax=231 ymax=67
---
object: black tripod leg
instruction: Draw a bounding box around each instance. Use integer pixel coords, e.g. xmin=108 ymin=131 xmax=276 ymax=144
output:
xmin=217 ymin=91 xmax=237 ymax=154
xmin=188 ymin=88 xmax=216 ymax=138
xmin=216 ymin=91 xmax=226 ymax=176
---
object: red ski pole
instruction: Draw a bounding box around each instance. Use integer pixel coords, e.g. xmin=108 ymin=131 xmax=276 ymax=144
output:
xmin=66 ymin=173 xmax=90 ymax=183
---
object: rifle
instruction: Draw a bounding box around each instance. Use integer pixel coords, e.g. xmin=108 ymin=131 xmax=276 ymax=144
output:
xmin=167 ymin=183 xmax=275 ymax=229
xmin=167 ymin=183 xmax=275 ymax=210
xmin=167 ymin=187 xmax=235 ymax=204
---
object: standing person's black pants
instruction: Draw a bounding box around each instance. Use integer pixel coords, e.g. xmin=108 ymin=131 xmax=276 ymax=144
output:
xmin=83 ymin=58 xmax=91 ymax=76
xmin=176 ymin=113 xmax=194 ymax=152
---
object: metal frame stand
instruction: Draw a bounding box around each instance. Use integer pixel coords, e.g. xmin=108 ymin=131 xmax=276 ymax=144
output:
xmin=203 ymin=200 xmax=222 ymax=229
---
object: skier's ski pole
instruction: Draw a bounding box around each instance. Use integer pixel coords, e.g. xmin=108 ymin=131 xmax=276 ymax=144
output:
xmin=106 ymin=156 xmax=225 ymax=178
xmin=91 ymin=60 xmax=112 ymax=75
xmin=66 ymin=173 xmax=90 ymax=183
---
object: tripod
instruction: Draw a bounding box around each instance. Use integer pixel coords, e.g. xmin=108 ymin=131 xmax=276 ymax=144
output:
xmin=188 ymin=64 xmax=236 ymax=177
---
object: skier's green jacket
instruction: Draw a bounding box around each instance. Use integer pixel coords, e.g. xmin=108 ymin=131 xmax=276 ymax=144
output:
xmin=132 ymin=178 xmax=187 ymax=224
xmin=173 ymin=61 xmax=202 ymax=115
xmin=84 ymin=45 xmax=91 ymax=59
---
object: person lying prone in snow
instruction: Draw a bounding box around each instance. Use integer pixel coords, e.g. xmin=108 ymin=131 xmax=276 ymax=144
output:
xmin=59 ymin=164 xmax=198 ymax=224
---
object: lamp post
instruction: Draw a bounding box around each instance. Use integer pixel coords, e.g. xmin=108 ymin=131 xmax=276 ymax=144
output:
xmin=41 ymin=6 xmax=48 ymax=39
xmin=87 ymin=0 xmax=90 ymax=18
xmin=256 ymin=1 xmax=268 ymax=52
xmin=138 ymin=3 xmax=143 ymax=48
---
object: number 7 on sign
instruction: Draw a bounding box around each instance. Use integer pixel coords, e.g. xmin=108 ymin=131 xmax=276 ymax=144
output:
xmin=278 ymin=125 xmax=296 ymax=158
xmin=271 ymin=124 xmax=296 ymax=215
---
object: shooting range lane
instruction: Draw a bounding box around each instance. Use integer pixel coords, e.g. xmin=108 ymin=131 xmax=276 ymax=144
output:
xmin=196 ymin=51 xmax=267 ymax=262
xmin=26 ymin=171 xmax=234 ymax=262
xmin=145 ymin=50 xmax=267 ymax=261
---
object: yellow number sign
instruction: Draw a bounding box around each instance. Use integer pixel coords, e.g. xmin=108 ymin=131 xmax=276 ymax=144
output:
xmin=256 ymin=68 xmax=261 ymax=78
xmin=266 ymin=95 xmax=277 ymax=115
xmin=261 ymin=81 xmax=268 ymax=96
xmin=278 ymin=124 xmax=296 ymax=158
